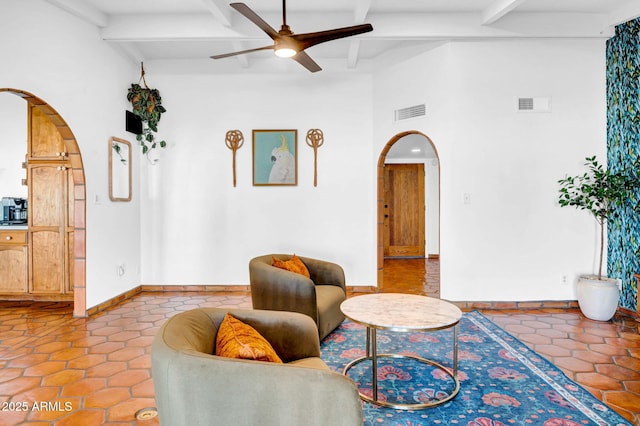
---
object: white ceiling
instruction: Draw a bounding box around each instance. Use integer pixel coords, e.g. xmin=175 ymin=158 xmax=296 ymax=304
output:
xmin=46 ymin=0 xmax=640 ymax=73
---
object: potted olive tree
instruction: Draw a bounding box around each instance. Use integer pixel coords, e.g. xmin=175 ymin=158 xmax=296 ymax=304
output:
xmin=558 ymin=156 xmax=639 ymax=321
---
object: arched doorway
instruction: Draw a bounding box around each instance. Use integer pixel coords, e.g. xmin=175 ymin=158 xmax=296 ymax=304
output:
xmin=377 ymin=130 xmax=440 ymax=290
xmin=0 ymin=88 xmax=87 ymax=317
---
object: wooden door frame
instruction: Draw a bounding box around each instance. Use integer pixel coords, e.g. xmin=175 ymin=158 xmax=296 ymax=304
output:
xmin=1 ymin=88 xmax=87 ymax=317
xmin=377 ymin=131 xmax=440 ymax=290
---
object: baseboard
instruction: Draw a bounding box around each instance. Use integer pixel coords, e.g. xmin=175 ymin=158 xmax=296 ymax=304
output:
xmin=0 ymin=293 xmax=74 ymax=302
xmin=428 ymin=254 xmax=440 ymax=259
xmin=346 ymin=285 xmax=377 ymax=293
xmin=88 ymin=284 xmax=373 ymax=316
xmin=618 ymin=306 xmax=640 ymax=321
xmin=451 ymin=300 xmax=580 ymax=311
xmin=453 ymin=301 xmax=638 ymax=320
xmin=87 ymin=286 xmax=143 ymax=316
xmin=141 ymin=284 xmax=250 ymax=293
xmin=87 ymin=286 xmax=639 ymax=323
xmin=86 ymin=284 xmax=250 ymax=316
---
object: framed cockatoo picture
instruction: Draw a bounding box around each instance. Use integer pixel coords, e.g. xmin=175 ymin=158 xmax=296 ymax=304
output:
xmin=252 ymin=129 xmax=298 ymax=186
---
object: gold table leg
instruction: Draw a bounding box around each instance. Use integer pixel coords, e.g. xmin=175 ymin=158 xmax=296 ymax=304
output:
xmin=343 ymin=326 xmax=460 ymax=410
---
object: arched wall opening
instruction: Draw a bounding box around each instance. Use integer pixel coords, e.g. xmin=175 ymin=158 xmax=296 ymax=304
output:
xmin=0 ymin=88 xmax=87 ymax=317
xmin=377 ymin=130 xmax=440 ymax=290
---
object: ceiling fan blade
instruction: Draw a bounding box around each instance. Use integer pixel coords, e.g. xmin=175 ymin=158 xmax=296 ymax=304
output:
xmin=230 ymin=3 xmax=279 ymax=40
xmin=293 ymin=24 xmax=373 ymax=50
xmin=291 ymin=51 xmax=322 ymax=73
xmin=210 ymin=45 xmax=274 ymax=59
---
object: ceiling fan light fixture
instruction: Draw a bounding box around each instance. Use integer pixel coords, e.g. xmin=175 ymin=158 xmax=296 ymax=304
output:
xmin=274 ymin=39 xmax=297 ymax=58
xmin=275 ymin=47 xmax=297 ymax=58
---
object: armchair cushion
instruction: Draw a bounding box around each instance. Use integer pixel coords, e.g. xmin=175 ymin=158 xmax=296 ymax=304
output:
xmin=271 ymin=254 xmax=310 ymax=278
xmin=215 ymin=313 xmax=283 ymax=363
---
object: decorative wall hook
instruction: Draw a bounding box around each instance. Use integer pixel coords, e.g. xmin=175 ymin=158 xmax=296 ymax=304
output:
xmin=225 ymin=130 xmax=244 ymax=187
xmin=306 ymin=129 xmax=324 ymax=187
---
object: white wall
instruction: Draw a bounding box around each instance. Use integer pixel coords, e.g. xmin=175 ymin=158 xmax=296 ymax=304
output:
xmin=140 ymin=73 xmax=376 ymax=286
xmin=373 ymin=39 xmax=607 ymax=302
xmin=0 ymin=0 xmax=142 ymax=309
xmin=0 ymin=95 xmax=27 ymax=198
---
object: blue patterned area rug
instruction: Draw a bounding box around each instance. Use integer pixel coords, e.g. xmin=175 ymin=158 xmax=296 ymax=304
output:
xmin=320 ymin=311 xmax=631 ymax=426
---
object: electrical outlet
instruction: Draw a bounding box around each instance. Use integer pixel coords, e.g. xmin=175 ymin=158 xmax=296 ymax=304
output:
xmin=117 ymin=264 xmax=126 ymax=278
xmin=562 ymin=275 xmax=568 ymax=284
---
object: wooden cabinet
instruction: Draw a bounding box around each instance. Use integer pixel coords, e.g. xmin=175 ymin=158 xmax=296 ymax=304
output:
xmin=0 ymin=104 xmax=72 ymax=301
xmin=0 ymin=230 xmax=28 ymax=293
xmin=28 ymin=163 xmax=70 ymax=296
xmin=25 ymin=105 xmax=73 ymax=300
xmin=28 ymin=105 xmax=68 ymax=160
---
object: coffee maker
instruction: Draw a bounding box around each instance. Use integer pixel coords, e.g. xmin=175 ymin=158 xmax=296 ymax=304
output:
xmin=1 ymin=197 xmax=28 ymax=224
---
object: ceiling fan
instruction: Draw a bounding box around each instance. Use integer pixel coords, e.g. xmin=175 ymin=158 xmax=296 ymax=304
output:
xmin=210 ymin=1 xmax=373 ymax=72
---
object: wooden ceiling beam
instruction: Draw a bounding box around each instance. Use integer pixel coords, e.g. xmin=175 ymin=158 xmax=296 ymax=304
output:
xmin=354 ymin=0 xmax=372 ymax=24
xmin=481 ymin=0 xmax=526 ymax=26
xmin=45 ymin=0 xmax=108 ymax=27
xmin=100 ymin=12 xmax=613 ymax=42
xmin=608 ymin=0 xmax=640 ymax=27
xmin=200 ymin=0 xmax=233 ymax=27
xmin=347 ymin=40 xmax=362 ymax=69
xmin=349 ymin=0 xmax=372 ymax=69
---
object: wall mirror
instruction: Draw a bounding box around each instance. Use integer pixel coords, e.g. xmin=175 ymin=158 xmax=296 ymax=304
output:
xmin=109 ymin=137 xmax=132 ymax=202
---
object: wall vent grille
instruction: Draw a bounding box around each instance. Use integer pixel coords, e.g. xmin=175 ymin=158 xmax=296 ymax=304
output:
xmin=518 ymin=98 xmax=534 ymax=111
xmin=395 ymin=104 xmax=426 ymax=121
xmin=517 ymin=97 xmax=551 ymax=112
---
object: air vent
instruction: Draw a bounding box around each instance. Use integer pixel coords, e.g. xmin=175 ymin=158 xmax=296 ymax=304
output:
xmin=517 ymin=97 xmax=551 ymax=113
xmin=518 ymin=98 xmax=534 ymax=111
xmin=394 ymin=104 xmax=426 ymax=121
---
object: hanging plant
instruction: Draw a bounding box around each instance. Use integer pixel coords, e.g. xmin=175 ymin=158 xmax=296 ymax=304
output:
xmin=126 ymin=63 xmax=167 ymax=157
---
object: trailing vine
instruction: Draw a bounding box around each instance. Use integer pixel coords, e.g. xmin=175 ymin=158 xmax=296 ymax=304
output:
xmin=127 ymin=63 xmax=167 ymax=158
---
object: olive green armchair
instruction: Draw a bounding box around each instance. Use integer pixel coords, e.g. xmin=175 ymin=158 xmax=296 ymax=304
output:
xmin=151 ymin=307 xmax=362 ymax=426
xmin=249 ymin=254 xmax=347 ymax=340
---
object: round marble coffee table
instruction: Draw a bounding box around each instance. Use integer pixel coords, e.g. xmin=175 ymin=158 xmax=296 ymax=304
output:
xmin=340 ymin=293 xmax=462 ymax=409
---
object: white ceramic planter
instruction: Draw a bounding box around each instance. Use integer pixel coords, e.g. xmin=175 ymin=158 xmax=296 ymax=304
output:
xmin=576 ymin=276 xmax=621 ymax=321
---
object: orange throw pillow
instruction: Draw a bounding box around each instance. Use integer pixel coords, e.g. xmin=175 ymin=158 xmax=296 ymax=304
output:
xmin=215 ymin=313 xmax=283 ymax=363
xmin=271 ymin=254 xmax=311 ymax=278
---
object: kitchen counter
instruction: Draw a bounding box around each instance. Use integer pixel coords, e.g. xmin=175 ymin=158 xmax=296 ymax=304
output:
xmin=0 ymin=224 xmax=28 ymax=230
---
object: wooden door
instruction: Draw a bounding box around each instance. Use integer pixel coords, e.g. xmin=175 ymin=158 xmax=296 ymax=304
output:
xmin=384 ymin=163 xmax=425 ymax=257
xmin=28 ymin=163 xmax=69 ymax=296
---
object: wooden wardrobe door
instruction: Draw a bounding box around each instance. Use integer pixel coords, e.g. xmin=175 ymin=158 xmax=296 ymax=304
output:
xmin=28 ymin=163 xmax=68 ymax=295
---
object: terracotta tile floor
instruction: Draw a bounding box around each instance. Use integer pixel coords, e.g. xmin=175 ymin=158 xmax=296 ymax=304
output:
xmin=383 ymin=258 xmax=640 ymax=424
xmin=0 ymin=259 xmax=638 ymax=425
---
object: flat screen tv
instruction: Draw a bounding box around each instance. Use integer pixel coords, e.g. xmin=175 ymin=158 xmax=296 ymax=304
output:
xmin=125 ymin=110 xmax=142 ymax=135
